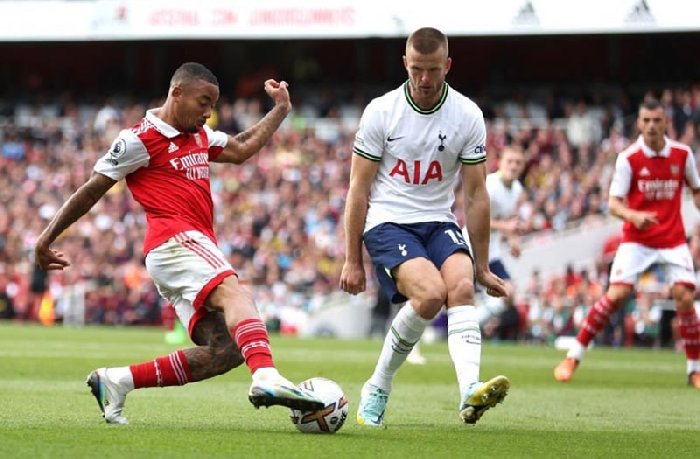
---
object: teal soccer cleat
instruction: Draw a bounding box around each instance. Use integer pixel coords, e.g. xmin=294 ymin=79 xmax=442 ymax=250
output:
xmin=356 ymin=381 xmax=389 ymax=427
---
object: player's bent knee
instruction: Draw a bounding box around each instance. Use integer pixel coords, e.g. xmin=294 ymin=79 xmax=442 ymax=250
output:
xmin=412 ymin=296 xmax=445 ymax=319
xmin=449 ymin=277 xmax=475 ymax=304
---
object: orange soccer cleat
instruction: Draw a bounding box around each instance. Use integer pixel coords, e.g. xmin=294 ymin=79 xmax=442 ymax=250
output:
xmin=689 ymin=371 xmax=700 ymax=389
xmin=554 ymin=358 xmax=579 ymax=383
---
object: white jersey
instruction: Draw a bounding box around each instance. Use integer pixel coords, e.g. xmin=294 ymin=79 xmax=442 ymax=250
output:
xmin=353 ymin=82 xmax=487 ymax=233
xmin=486 ymin=172 xmax=523 ymax=261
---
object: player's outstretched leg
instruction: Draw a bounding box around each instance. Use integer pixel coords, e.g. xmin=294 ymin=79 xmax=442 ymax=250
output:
xmin=248 ymin=369 xmax=324 ymax=412
xmin=86 ymin=368 xmax=130 ymax=424
xmin=356 ymin=381 xmax=389 ymax=427
xmin=459 ymin=375 xmax=510 ymax=424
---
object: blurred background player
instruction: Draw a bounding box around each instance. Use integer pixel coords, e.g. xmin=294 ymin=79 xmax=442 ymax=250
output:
xmin=34 ymin=62 xmax=323 ymax=424
xmin=340 ymin=27 xmax=510 ymax=426
xmin=472 ymin=145 xmax=525 ymax=328
xmin=554 ymin=98 xmax=700 ymax=388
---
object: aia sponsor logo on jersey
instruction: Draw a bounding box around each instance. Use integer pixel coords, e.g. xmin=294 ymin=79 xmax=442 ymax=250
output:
xmin=389 ymin=159 xmax=443 ymax=185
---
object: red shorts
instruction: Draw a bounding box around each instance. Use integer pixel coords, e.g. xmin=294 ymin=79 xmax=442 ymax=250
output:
xmin=145 ymin=230 xmax=235 ymax=335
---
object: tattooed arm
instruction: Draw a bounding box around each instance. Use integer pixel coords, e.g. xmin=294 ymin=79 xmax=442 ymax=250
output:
xmin=213 ymin=79 xmax=292 ymax=165
xmin=35 ymin=172 xmax=117 ymax=271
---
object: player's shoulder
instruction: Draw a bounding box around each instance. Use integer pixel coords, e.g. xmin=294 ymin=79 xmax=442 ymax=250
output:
xmin=617 ymin=140 xmax=643 ymax=160
xmin=446 ymin=85 xmax=483 ymax=118
xmin=106 ymin=118 xmax=149 ymax=158
xmin=103 ymin=127 xmax=146 ymax=164
xmin=126 ymin=115 xmax=150 ymax=137
xmin=667 ymin=138 xmax=693 ymax=155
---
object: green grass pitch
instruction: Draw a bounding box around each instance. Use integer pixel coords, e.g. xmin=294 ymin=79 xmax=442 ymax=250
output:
xmin=1 ymin=322 xmax=699 ymax=458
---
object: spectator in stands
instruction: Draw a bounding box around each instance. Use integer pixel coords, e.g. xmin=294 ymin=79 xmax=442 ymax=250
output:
xmin=554 ymin=98 xmax=700 ymax=389
xmin=33 ymin=62 xmax=323 ymax=424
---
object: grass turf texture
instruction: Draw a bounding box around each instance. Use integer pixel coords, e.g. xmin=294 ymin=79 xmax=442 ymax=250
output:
xmin=1 ymin=323 xmax=699 ymax=458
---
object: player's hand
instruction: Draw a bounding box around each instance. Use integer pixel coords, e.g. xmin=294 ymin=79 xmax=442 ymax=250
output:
xmin=503 ymin=217 xmax=521 ymax=236
xmin=509 ymin=244 xmax=521 ymax=258
xmin=263 ymin=79 xmax=292 ymax=114
xmin=35 ymin=242 xmax=70 ymax=271
xmin=475 ymin=268 xmax=508 ymax=298
xmin=630 ymin=210 xmax=659 ymax=230
xmin=339 ymin=261 xmax=366 ymax=295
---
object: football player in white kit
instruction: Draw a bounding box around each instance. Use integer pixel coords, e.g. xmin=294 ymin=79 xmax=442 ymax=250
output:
xmin=340 ymin=27 xmax=510 ymax=426
xmin=34 ymin=62 xmax=323 ymax=424
xmin=476 ymin=146 xmax=525 ymax=326
xmin=555 ymin=99 xmax=700 ymax=388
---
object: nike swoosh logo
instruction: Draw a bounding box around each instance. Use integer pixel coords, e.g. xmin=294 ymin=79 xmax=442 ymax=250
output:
xmin=387 ymin=136 xmax=404 ymax=142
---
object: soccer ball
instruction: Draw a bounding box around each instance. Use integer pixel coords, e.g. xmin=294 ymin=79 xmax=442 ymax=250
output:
xmin=289 ymin=377 xmax=348 ymax=434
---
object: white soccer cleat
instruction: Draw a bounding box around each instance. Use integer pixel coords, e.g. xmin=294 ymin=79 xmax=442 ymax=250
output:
xmin=356 ymin=381 xmax=389 ymax=427
xmin=459 ymin=375 xmax=510 ymax=424
xmin=86 ymin=368 xmax=130 ymax=425
xmin=248 ymin=375 xmax=324 ymax=412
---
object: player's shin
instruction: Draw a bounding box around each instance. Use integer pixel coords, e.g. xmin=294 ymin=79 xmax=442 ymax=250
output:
xmin=677 ymin=308 xmax=700 ymax=369
xmin=231 ymin=318 xmax=275 ymax=375
xmin=368 ymin=302 xmax=429 ymax=392
xmin=130 ymin=350 xmax=192 ymax=388
xmin=570 ymin=295 xmax=617 ymax=361
xmin=447 ymin=305 xmax=481 ymax=396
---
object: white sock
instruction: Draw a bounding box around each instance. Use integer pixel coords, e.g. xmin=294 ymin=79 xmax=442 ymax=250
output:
xmin=252 ymin=367 xmax=282 ymax=383
xmin=368 ymin=302 xmax=430 ymax=392
xmin=447 ymin=305 xmax=481 ymax=397
xmin=566 ymin=340 xmax=587 ymax=361
xmin=110 ymin=366 xmax=135 ymax=391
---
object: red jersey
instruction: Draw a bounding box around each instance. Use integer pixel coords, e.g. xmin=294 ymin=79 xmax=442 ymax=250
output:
xmin=94 ymin=109 xmax=228 ymax=254
xmin=609 ymin=136 xmax=700 ymax=248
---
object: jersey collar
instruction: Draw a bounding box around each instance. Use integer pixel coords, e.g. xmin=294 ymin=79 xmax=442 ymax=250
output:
xmin=403 ymin=81 xmax=448 ymax=114
xmin=146 ymin=108 xmax=182 ymax=139
xmin=637 ymin=135 xmax=671 ymax=158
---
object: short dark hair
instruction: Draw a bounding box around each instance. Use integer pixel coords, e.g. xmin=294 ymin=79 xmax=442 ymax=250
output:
xmin=406 ymin=27 xmax=448 ymax=55
xmin=640 ymin=97 xmax=662 ymax=112
xmin=170 ymin=62 xmax=218 ymax=88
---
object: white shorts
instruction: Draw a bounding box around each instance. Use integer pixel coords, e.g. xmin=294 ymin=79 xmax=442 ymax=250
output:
xmin=145 ymin=230 xmax=236 ymax=335
xmin=609 ymin=242 xmax=695 ymax=287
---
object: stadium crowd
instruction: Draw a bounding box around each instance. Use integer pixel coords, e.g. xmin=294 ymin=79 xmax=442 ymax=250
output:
xmin=2 ymin=83 xmax=700 ymax=348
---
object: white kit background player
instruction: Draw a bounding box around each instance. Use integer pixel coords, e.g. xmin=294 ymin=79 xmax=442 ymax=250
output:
xmin=472 ymin=146 xmax=525 ymax=326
